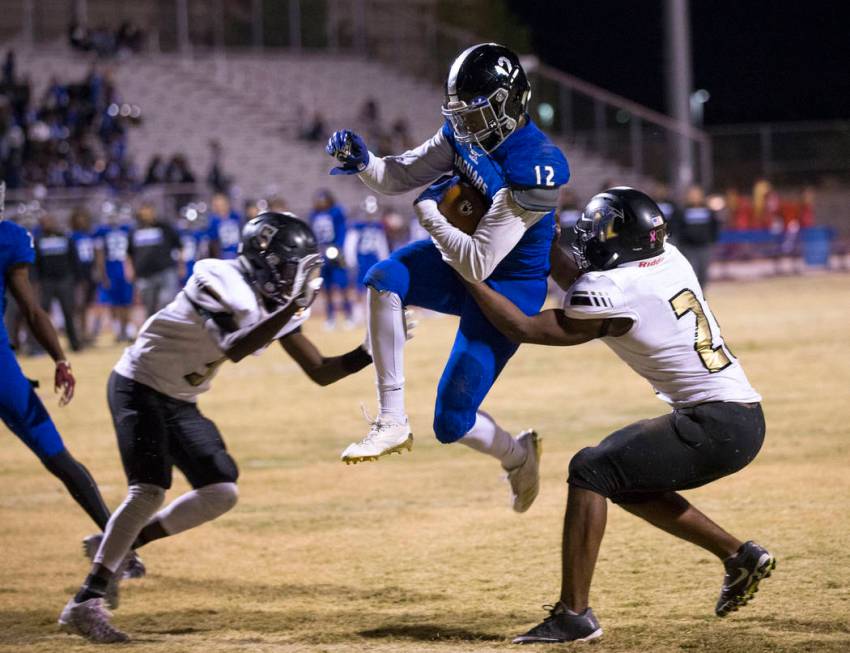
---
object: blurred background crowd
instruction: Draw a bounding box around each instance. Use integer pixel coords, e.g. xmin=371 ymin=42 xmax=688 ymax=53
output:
xmin=1 ymin=0 xmax=848 ymax=355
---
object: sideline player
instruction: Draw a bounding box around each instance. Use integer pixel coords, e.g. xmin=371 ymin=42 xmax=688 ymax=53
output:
xmin=0 ymin=181 xmax=112 ymax=533
xmin=59 ymin=212 xmax=383 ymax=643
xmin=463 ymin=187 xmax=773 ymax=644
xmin=93 ymin=206 xmax=134 ymax=343
xmin=326 ymin=44 xmax=569 ymax=512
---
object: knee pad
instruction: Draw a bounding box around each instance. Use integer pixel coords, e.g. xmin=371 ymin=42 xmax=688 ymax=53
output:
xmin=196 ymin=482 xmax=239 ymax=519
xmin=364 ymin=258 xmax=409 ymax=298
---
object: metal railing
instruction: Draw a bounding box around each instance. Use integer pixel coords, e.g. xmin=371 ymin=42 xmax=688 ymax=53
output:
xmin=710 ymin=121 xmax=850 ymax=189
xmin=2 ymin=0 xmax=713 ymax=193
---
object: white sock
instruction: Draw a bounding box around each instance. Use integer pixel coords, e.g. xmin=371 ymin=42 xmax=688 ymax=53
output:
xmin=155 ymin=482 xmax=239 ymax=536
xmin=458 ymin=411 xmax=526 ymax=469
xmin=94 ymin=483 xmax=165 ymax=572
xmin=368 ymin=287 xmax=406 ymax=422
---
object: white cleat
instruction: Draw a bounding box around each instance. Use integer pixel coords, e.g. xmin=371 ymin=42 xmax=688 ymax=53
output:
xmin=341 ymin=416 xmax=413 ymax=464
xmin=59 ymin=597 xmax=129 ymax=643
xmin=505 ymin=430 xmax=542 ymax=513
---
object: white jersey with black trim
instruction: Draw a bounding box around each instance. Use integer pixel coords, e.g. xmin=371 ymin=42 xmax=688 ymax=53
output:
xmin=114 ymin=258 xmax=308 ymax=402
xmin=562 ymin=243 xmax=761 ymax=408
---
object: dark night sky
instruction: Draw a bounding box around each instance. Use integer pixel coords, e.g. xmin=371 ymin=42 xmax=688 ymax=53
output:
xmin=506 ymin=0 xmax=850 ymax=125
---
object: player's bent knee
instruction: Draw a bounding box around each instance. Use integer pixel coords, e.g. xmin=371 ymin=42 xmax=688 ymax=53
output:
xmin=364 ymin=258 xmax=409 ymax=297
xmin=433 ymin=410 xmax=474 ymax=444
xmin=197 ymin=482 xmax=239 ymax=518
xmin=211 ymin=450 xmax=240 ymax=484
xmin=567 ymin=447 xmax=611 ymax=496
xmin=128 ymin=483 xmax=167 ymax=509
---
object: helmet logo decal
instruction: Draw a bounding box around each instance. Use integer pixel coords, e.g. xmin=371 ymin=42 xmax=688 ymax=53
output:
xmin=495 ymin=56 xmax=513 ymax=76
xmin=649 ymin=229 xmax=658 ymax=244
xmin=256 ymin=223 xmax=278 ymax=250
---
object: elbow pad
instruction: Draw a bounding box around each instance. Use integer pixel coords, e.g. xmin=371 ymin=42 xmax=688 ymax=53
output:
xmin=510 ymin=186 xmax=561 ymax=212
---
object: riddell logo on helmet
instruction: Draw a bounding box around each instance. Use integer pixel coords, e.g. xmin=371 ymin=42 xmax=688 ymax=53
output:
xmin=639 ymin=256 xmax=664 ymax=268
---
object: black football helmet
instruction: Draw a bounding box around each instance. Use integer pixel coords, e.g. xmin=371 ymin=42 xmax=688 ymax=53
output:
xmin=573 ymin=187 xmax=667 ymax=271
xmin=239 ymin=212 xmax=323 ymax=304
xmin=441 ymin=43 xmax=531 ymax=153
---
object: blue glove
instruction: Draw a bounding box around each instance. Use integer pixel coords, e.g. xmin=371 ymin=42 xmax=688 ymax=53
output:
xmin=326 ymin=130 xmax=369 ymax=175
xmin=414 ymin=175 xmax=460 ymax=205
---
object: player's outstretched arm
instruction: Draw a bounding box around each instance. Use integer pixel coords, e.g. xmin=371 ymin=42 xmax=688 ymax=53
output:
xmin=463 ymin=278 xmax=628 ymax=346
xmin=279 ymin=331 xmax=372 ymax=386
xmin=217 ymin=299 xmax=304 ymax=363
xmin=550 ymin=225 xmax=583 ymax=291
xmin=326 ymin=129 xmax=453 ymax=195
xmin=7 ymin=265 xmax=75 ymax=404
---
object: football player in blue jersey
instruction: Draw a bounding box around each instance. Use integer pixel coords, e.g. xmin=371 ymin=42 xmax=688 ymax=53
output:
xmin=207 ymin=193 xmax=242 ymax=260
xmin=93 ymin=206 xmax=134 ymax=343
xmin=343 ymin=196 xmax=391 ymax=297
xmin=327 ymin=43 xmax=570 ymax=511
xmin=0 ymin=182 xmax=114 ymax=536
xmin=310 ymin=189 xmax=355 ymax=329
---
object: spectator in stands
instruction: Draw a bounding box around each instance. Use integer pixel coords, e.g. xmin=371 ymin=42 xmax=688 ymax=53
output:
xmin=69 ymin=208 xmax=97 ymax=346
xmin=33 ymin=213 xmax=81 ymax=352
xmin=206 ymin=139 xmax=231 ymax=194
xmin=128 ymin=202 xmax=182 ymax=318
xmin=207 ymin=193 xmax=242 ymax=259
xmin=300 ymin=111 xmax=326 ymax=143
xmin=390 ymin=118 xmax=414 ymax=152
xmin=165 ymin=153 xmax=196 ymax=207
xmin=310 ymin=189 xmax=354 ymax=329
xmin=2 ymin=50 xmax=14 ymax=86
xmin=669 ymin=184 xmax=720 ymax=288
xmin=144 ymin=155 xmax=166 ymax=185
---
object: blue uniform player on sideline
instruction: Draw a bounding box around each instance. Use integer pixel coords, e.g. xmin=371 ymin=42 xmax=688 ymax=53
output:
xmin=343 ymin=209 xmax=390 ymax=292
xmin=0 ymin=181 xmax=113 ymax=533
xmin=327 ymin=43 xmax=569 ymax=511
xmin=207 ymin=193 xmax=242 ymax=260
xmin=93 ymin=211 xmax=134 ymax=342
xmin=310 ymin=189 xmax=354 ymax=328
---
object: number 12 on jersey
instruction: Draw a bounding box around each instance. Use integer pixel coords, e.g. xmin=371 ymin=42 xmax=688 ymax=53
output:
xmin=669 ymin=289 xmax=733 ymax=373
xmin=534 ymin=165 xmax=555 ymax=186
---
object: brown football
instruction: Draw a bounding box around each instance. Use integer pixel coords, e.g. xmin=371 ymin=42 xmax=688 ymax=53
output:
xmin=438 ymin=180 xmax=488 ymax=235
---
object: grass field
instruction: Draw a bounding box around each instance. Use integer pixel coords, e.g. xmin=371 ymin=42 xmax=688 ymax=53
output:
xmin=1 ymin=273 xmax=849 ymax=652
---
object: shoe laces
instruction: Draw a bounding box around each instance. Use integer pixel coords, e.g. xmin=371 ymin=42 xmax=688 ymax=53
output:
xmin=358 ymin=405 xmax=391 ymax=443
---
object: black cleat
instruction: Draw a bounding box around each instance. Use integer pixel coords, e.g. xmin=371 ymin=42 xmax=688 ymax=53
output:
xmin=512 ymin=603 xmax=602 ymax=645
xmin=715 ymin=541 xmax=775 ymax=617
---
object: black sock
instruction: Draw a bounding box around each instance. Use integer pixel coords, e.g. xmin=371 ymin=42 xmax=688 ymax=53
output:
xmin=42 ymin=449 xmax=111 ymax=530
xmin=75 ymin=572 xmax=111 ymax=603
xmin=133 ymin=519 xmax=169 ymax=549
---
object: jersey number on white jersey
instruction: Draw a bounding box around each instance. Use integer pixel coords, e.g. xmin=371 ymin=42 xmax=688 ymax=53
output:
xmin=669 ymin=289 xmax=733 ymax=373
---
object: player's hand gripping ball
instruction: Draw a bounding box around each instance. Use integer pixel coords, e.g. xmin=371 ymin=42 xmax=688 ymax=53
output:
xmin=416 ymin=175 xmax=488 ymax=235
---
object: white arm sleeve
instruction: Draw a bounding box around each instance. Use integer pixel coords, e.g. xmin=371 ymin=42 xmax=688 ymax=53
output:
xmin=357 ymin=128 xmax=454 ymax=195
xmin=414 ymin=188 xmax=549 ymax=283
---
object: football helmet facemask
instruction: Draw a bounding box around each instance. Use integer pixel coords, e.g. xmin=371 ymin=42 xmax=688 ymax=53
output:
xmin=239 ymin=212 xmax=323 ymax=305
xmin=441 ymin=43 xmax=531 ymax=153
xmin=573 ymin=187 xmax=667 ymax=271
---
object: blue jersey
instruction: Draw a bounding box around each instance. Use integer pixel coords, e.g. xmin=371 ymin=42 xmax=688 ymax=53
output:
xmin=207 ymin=211 xmax=242 ymax=259
xmin=71 ymin=230 xmax=96 ymax=267
xmin=442 ymin=118 xmax=570 ymax=279
xmin=310 ymin=205 xmax=347 ymax=250
xmin=93 ymin=224 xmax=131 ymax=280
xmin=0 ymin=221 xmax=36 ymax=348
xmin=180 ymin=226 xmax=208 ymax=283
xmin=345 ymin=221 xmax=389 ymax=286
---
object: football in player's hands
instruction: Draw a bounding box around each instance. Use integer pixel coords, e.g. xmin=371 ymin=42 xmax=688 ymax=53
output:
xmin=437 ymin=179 xmax=488 ymax=235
